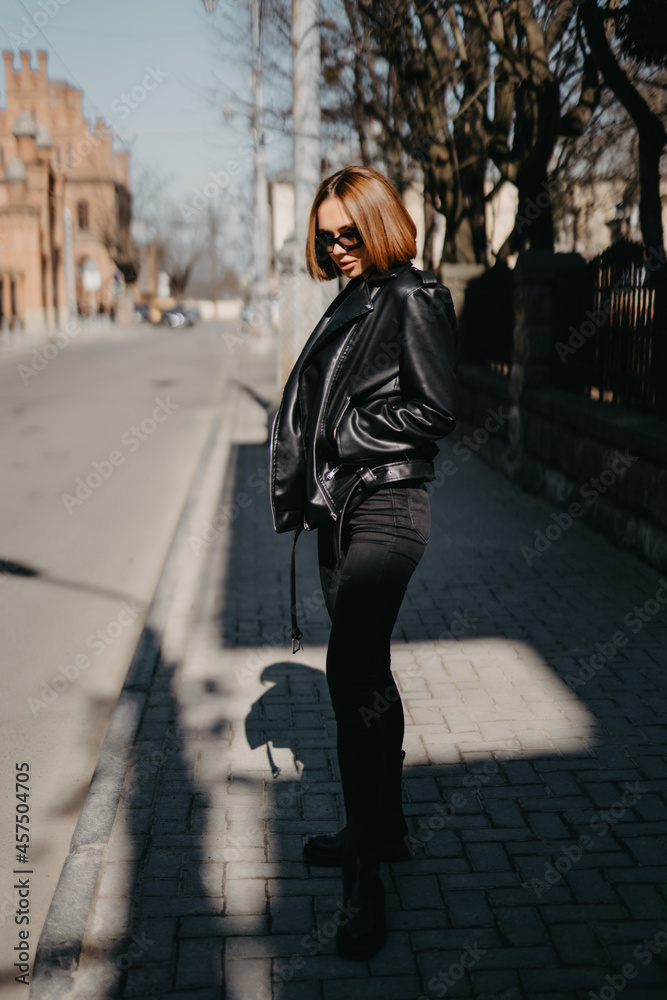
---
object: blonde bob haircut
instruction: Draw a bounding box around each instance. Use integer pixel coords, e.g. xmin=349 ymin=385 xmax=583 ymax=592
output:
xmin=306 ymin=165 xmax=418 ymax=281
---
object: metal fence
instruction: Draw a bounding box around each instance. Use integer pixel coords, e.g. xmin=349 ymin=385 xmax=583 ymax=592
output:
xmin=555 ymin=239 xmax=667 ymax=418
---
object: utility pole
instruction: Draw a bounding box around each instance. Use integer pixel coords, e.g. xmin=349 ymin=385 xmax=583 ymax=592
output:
xmin=284 ymin=0 xmax=322 ymax=380
xmin=202 ymin=0 xmax=271 ymax=345
xmin=251 ymin=0 xmax=271 ymax=346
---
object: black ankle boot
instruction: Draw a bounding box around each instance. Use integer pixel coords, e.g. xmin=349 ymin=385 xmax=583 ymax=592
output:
xmin=303 ymin=828 xmax=347 ymax=867
xmin=304 ymin=823 xmax=411 ymax=865
xmin=336 ymin=853 xmax=386 ymax=960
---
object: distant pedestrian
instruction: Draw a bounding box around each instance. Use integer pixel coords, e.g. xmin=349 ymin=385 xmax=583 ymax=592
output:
xmin=270 ymin=164 xmax=458 ymax=959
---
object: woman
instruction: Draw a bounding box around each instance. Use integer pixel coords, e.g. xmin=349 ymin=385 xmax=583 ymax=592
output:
xmin=270 ymin=165 xmax=457 ymax=959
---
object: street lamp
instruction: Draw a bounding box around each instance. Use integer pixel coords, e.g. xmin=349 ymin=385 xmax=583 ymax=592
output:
xmin=201 ymin=0 xmax=217 ymax=11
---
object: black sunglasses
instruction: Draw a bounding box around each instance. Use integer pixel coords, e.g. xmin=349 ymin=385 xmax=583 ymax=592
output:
xmin=314 ymin=227 xmax=364 ymax=259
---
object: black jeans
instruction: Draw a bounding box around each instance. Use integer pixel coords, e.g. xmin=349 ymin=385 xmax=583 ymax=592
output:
xmin=317 ymin=481 xmax=430 ymax=850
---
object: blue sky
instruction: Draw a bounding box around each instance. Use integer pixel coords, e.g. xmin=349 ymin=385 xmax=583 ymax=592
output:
xmin=0 ymin=0 xmax=290 ymax=224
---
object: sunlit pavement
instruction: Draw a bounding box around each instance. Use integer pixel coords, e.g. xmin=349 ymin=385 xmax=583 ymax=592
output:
xmin=72 ymin=340 xmax=667 ymax=1000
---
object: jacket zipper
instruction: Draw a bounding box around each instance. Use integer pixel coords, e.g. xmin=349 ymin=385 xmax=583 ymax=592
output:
xmin=332 ymin=394 xmax=351 ymax=439
xmin=324 ymin=392 xmax=353 ymax=482
xmin=315 ymin=379 xmax=348 ymax=520
xmin=313 ymin=286 xmax=380 ymax=519
xmin=269 ymin=396 xmax=285 ymax=532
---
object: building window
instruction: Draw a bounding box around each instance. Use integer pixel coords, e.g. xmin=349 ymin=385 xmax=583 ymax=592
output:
xmin=55 ymin=146 xmax=60 ymax=167
xmin=77 ymin=201 xmax=89 ymax=230
xmin=66 ymin=145 xmax=72 ymax=167
xmin=0 ymin=147 xmax=4 ymax=170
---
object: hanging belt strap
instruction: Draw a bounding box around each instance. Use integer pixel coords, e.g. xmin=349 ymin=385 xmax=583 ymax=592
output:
xmin=290 ymin=526 xmax=304 ymax=653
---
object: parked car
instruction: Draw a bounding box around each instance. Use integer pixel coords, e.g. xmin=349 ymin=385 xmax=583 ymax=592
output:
xmin=161 ymin=307 xmax=186 ymax=328
xmin=183 ymin=305 xmax=201 ymax=325
xmin=160 ymin=303 xmax=200 ymax=328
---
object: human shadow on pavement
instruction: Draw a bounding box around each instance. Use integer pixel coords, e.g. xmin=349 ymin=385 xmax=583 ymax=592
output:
xmin=65 ymin=644 xmax=238 ymax=999
xmin=217 ymin=436 xmax=667 ymax=1000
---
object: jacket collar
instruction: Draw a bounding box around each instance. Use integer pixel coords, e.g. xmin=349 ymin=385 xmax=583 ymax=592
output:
xmin=313 ymin=260 xmax=413 ymax=338
xmin=300 ymin=278 xmax=374 ymax=364
xmin=297 ymin=261 xmax=412 ymax=370
xmin=365 ymin=260 xmax=413 ymax=286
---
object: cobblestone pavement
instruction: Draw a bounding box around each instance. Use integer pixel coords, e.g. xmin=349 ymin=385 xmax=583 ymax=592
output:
xmin=76 ymin=343 xmax=667 ymax=1000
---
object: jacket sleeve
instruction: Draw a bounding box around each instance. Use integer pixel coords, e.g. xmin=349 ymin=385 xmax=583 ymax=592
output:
xmin=334 ymin=284 xmax=458 ymax=460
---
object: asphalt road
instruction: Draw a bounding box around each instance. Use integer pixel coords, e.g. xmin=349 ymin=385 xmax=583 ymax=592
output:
xmin=0 ymin=320 xmax=242 ymax=996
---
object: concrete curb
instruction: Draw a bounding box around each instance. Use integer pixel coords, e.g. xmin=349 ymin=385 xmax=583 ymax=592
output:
xmin=30 ymin=377 xmax=241 ymax=999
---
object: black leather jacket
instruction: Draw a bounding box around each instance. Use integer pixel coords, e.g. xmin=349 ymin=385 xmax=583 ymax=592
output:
xmin=270 ymin=261 xmax=458 ymax=535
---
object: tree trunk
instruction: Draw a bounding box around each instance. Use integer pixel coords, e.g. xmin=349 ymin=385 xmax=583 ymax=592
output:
xmin=422 ymin=194 xmax=438 ymax=272
xmin=580 ymin=0 xmax=666 ymax=255
xmin=513 ymin=161 xmax=556 ymax=252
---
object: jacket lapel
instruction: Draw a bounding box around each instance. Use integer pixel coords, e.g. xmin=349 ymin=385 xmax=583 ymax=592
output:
xmin=294 ymin=262 xmax=412 ymax=374
xmin=299 ymin=280 xmax=375 ymax=369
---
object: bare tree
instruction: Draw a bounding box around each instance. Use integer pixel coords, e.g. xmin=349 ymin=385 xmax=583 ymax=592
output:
xmin=324 ymin=1 xmax=490 ymax=265
xmin=464 ymin=0 xmax=600 ymax=254
xmin=152 ymin=207 xmax=204 ymax=297
xmin=579 ymin=0 xmax=666 ymax=254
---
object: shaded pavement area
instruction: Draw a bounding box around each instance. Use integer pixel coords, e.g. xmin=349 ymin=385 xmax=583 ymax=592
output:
xmin=74 ymin=343 xmax=667 ymax=1000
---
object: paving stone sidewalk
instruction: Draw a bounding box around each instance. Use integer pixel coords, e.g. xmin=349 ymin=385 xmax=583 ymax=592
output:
xmin=75 ymin=341 xmax=667 ymax=1000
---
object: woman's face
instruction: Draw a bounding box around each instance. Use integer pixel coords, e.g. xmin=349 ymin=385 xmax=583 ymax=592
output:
xmin=316 ymin=197 xmax=374 ymax=279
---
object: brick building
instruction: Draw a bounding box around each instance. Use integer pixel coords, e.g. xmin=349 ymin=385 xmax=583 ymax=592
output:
xmin=0 ymin=50 xmax=132 ymax=333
